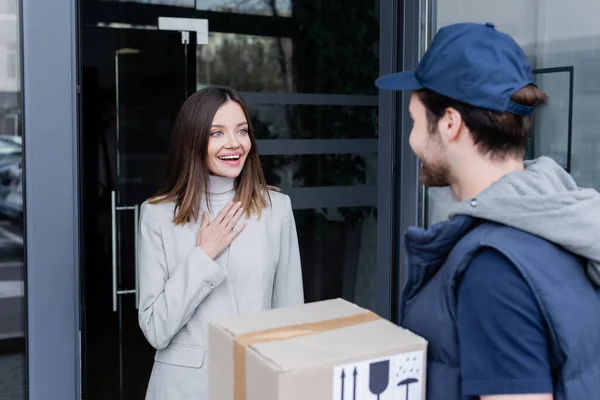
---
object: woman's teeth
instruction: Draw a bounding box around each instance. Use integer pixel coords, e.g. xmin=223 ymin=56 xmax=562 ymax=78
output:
xmin=219 ymin=155 xmax=240 ymax=160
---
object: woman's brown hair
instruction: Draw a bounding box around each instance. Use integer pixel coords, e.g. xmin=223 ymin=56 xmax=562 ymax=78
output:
xmin=149 ymin=86 xmax=271 ymax=225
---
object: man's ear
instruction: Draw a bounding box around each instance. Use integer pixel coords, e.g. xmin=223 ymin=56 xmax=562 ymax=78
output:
xmin=438 ymin=107 xmax=463 ymax=143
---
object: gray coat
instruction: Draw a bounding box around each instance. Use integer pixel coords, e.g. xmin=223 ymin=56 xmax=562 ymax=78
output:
xmin=137 ymin=191 xmax=304 ymax=399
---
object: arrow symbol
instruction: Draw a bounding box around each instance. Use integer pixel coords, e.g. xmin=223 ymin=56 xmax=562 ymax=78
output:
xmin=340 ymin=369 xmax=345 ymax=400
xmin=352 ymin=367 xmax=357 ymax=400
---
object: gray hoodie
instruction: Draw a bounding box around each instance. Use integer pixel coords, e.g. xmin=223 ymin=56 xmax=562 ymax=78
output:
xmin=449 ymin=156 xmax=600 ymax=286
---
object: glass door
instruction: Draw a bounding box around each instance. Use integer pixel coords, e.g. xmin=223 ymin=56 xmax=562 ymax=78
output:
xmin=80 ymin=1 xmax=385 ymax=399
xmin=80 ymin=25 xmax=196 ymax=400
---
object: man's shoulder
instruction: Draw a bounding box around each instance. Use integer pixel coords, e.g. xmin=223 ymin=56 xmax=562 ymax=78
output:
xmin=459 ymin=220 xmax=583 ymax=271
xmin=460 ymin=247 xmax=528 ymax=291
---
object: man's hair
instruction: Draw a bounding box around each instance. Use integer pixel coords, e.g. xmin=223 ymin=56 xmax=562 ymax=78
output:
xmin=417 ymin=85 xmax=548 ymax=158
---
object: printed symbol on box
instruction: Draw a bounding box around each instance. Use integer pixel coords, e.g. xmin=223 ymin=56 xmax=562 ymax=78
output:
xmin=368 ymin=360 xmax=390 ymax=400
xmin=394 ymin=351 xmax=424 ymax=400
xmin=338 ymin=367 xmax=359 ymax=400
xmin=397 ymin=378 xmax=418 ymax=400
xmin=333 ymin=351 xmax=423 ymax=400
xmin=340 ymin=369 xmax=345 ymax=400
xmin=352 ymin=367 xmax=357 ymax=400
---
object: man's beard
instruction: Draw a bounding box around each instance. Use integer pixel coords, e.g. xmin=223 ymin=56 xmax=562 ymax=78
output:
xmin=420 ymin=158 xmax=450 ymax=187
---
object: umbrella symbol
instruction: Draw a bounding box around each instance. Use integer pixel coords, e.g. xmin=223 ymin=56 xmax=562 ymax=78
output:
xmin=397 ymin=377 xmax=418 ymax=400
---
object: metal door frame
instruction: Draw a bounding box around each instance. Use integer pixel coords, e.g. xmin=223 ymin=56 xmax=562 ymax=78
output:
xmin=377 ymin=0 xmax=432 ymax=323
xmin=22 ymin=0 xmax=80 ymax=398
xmin=393 ymin=0 xmax=433 ymax=323
xmin=376 ymin=0 xmax=400 ymax=321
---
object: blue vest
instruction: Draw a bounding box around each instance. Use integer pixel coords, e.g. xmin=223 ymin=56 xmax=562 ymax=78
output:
xmin=400 ymin=216 xmax=600 ymax=400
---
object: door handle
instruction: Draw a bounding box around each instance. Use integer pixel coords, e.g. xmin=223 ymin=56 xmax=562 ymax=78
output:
xmin=111 ymin=190 xmax=140 ymax=312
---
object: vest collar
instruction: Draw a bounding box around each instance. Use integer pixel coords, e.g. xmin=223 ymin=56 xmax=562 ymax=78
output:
xmin=403 ymin=215 xmax=478 ymax=300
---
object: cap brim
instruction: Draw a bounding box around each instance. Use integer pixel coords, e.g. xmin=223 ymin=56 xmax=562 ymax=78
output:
xmin=375 ymin=71 xmax=423 ymax=91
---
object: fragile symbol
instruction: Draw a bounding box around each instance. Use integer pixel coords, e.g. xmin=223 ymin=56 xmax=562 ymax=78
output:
xmin=369 ymin=360 xmax=390 ymax=400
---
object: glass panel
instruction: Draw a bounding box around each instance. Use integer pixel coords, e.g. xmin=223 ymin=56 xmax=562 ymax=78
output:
xmin=197 ymin=33 xmax=292 ymax=92
xmin=121 ymin=153 xmax=377 ymax=201
xmin=88 ymin=1 xmax=380 ymax=94
xmin=250 ymin=105 xmax=379 ymax=139
xmin=81 ymin=24 xmax=193 ymax=400
xmin=116 ymin=39 xmax=195 ymax=206
xmin=530 ymin=69 xmax=572 ymax=170
xmin=427 ymin=0 xmax=600 ymax=225
xmin=194 ymin=0 xmax=292 ymax=16
xmin=101 ymin=0 xmax=196 ymax=9
xmin=262 ymin=154 xmax=377 ymax=188
xmin=296 ymin=207 xmax=377 ymax=310
xmin=0 ymin=0 xmax=26 ymax=398
xmin=103 ymin=0 xmax=292 ymax=16
xmin=196 ymin=20 xmax=378 ymax=94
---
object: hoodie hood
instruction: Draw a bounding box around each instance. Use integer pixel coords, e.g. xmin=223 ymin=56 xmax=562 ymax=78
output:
xmin=449 ymin=156 xmax=600 ymax=287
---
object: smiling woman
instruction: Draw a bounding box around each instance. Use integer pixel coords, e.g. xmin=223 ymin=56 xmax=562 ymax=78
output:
xmin=138 ymin=85 xmax=304 ymax=399
xmin=207 ymin=102 xmax=251 ymax=178
xmin=149 ymin=86 xmax=270 ymax=222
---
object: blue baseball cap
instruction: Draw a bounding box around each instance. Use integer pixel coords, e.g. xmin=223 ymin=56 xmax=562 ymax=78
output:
xmin=375 ymin=22 xmax=535 ymax=116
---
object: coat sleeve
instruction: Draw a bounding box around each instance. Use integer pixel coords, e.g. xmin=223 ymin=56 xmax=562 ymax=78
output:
xmin=137 ymin=204 xmax=227 ymax=350
xmin=272 ymin=195 xmax=305 ymax=308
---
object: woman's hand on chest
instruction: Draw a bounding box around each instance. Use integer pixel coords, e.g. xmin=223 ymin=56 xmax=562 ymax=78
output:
xmin=196 ymin=201 xmax=247 ymax=260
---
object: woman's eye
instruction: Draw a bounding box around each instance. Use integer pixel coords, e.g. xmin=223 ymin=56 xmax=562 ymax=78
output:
xmin=211 ymin=131 xmax=223 ymax=137
xmin=237 ymin=129 xmax=248 ymax=135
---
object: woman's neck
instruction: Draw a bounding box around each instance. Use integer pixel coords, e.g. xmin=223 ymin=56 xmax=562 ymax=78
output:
xmin=206 ymin=175 xmax=235 ymax=215
xmin=208 ymin=174 xmax=235 ymax=195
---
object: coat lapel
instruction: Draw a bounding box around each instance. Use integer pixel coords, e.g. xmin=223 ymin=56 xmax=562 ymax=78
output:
xmin=225 ymin=213 xmax=252 ymax=271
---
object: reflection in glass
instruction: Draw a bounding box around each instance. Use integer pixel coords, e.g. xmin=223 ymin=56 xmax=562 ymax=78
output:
xmin=427 ymin=0 xmax=600 ymax=226
xmin=261 ymin=154 xmax=377 ymax=188
xmin=0 ymin=0 xmax=25 ymax=398
xmin=295 ymin=207 xmax=377 ymax=310
xmin=194 ymin=0 xmax=291 ymax=16
xmin=530 ymin=68 xmax=573 ymax=171
xmin=197 ymin=5 xmax=378 ymax=95
xmin=249 ymin=104 xmax=378 ymax=139
xmin=105 ymin=0 xmax=292 ymax=16
xmin=94 ymin=2 xmax=379 ymax=95
xmin=197 ymin=33 xmax=292 ymax=92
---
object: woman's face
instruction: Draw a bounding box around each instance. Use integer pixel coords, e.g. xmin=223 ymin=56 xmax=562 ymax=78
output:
xmin=206 ymin=101 xmax=252 ymax=178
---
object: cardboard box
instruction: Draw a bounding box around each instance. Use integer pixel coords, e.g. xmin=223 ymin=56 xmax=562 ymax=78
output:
xmin=208 ymin=298 xmax=427 ymax=400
